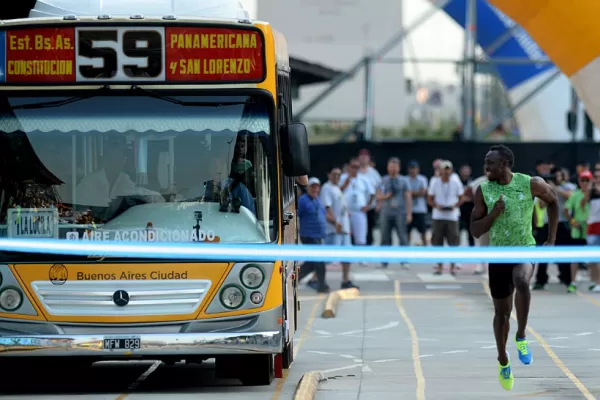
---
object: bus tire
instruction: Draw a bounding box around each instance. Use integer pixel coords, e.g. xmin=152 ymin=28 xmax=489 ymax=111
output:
xmin=238 ymin=354 xmax=275 ymax=386
xmin=282 ymin=340 xmax=294 ymax=369
xmin=216 ymin=354 xmax=274 ymax=386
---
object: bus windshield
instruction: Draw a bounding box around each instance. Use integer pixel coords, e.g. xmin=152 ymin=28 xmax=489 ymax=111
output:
xmin=0 ymin=92 xmax=276 ymax=246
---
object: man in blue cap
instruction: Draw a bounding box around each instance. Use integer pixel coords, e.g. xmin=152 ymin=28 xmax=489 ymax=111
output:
xmin=297 ymin=177 xmax=329 ymax=293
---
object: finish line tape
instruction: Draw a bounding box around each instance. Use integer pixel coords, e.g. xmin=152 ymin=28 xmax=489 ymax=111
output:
xmin=0 ymin=239 xmax=599 ymax=263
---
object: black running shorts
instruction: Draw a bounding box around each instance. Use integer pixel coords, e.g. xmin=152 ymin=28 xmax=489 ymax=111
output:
xmin=488 ymin=263 xmax=533 ymax=299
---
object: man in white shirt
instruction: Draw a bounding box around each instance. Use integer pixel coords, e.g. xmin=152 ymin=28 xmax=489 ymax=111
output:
xmin=406 ymin=160 xmax=429 ymax=246
xmin=430 ymin=158 xmax=462 ymax=187
xmin=320 ymin=166 xmax=358 ymax=290
xmin=429 ymin=158 xmax=464 ymax=270
xmin=427 ymin=160 xmax=464 ymax=275
xmin=340 ymin=157 xmax=375 ymax=247
xmin=357 ymin=149 xmax=382 ymax=245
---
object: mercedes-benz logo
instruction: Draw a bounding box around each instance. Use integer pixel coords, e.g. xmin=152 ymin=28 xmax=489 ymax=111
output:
xmin=113 ymin=290 xmax=130 ymax=307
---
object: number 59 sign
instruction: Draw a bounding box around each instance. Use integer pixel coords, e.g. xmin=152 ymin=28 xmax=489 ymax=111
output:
xmin=76 ymin=27 xmax=165 ymax=81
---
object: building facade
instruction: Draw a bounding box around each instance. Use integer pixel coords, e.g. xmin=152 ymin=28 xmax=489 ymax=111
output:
xmin=258 ymin=0 xmax=408 ymax=129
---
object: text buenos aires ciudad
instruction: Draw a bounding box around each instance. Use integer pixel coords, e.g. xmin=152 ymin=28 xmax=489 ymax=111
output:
xmin=168 ymin=30 xmax=259 ymax=76
xmin=7 ymin=31 xmax=73 ymax=77
xmin=77 ymin=270 xmax=188 ymax=280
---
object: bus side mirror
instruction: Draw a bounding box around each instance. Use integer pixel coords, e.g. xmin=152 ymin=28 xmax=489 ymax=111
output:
xmin=281 ymin=122 xmax=310 ymax=176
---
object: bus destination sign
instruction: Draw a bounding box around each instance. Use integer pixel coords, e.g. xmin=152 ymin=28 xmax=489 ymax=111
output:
xmin=0 ymin=25 xmax=265 ymax=84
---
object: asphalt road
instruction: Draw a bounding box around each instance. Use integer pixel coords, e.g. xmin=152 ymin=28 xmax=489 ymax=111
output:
xmin=2 ymin=261 xmax=600 ymax=399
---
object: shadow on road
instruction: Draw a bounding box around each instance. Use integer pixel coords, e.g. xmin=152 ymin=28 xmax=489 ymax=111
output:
xmin=0 ymin=359 xmax=272 ymax=395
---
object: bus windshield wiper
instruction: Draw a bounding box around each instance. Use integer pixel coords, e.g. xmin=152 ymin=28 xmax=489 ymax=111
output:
xmin=10 ymin=86 xmax=112 ymax=110
xmin=130 ymin=86 xmax=249 ymax=107
xmin=10 ymin=86 xmax=249 ymax=109
xmin=0 ymin=249 xmax=213 ymax=263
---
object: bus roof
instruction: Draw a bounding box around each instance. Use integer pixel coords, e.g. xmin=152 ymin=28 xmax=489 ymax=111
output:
xmin=28 ymin=0 xmax=251 ymax=21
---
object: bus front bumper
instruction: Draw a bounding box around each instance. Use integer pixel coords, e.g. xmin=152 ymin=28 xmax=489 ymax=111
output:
xmin=0 ymin=331 xmax=282 ymax=357
xmin=0 ymin=306 xmax=283 ymax=357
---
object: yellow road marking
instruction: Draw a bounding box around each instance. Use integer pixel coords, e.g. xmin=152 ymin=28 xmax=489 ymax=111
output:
xmin=481 ymin=282 xmax=594 ymax=399
xmin=115 ymin=360 xmax=161 ymax=400
xmin=394 ymin=280 xmax=425 ymax=400
xmin=271 ymin=294 xmax=325 ymax=400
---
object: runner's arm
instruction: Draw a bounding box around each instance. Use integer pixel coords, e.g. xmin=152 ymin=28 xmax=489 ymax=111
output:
xmin=470 ymin=186 xmax=498 ymax=238
xmin=531 ymin=176 xmax=559 ymax=244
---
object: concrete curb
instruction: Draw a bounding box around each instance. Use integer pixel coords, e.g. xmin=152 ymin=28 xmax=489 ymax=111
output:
xmin=293 ymin=371 xmax=327 ymax=400
xmin=321 ymin=288 xmax=360 ymax=318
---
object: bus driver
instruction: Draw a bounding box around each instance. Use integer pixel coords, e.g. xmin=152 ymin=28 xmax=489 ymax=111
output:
xmin=75 ymin=144 xmax=165 ymax=211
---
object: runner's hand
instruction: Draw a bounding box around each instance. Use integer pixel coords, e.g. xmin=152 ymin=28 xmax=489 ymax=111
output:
xmin=492 ymin=195 xmax=505 ymax=215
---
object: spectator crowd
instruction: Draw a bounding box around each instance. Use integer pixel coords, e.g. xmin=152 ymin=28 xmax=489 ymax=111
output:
xmin=296 ymin=150 xmax=600 ymax=294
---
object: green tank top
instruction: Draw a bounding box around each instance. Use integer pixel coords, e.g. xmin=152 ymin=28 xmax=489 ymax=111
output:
xmin=480 ymin=173 xmax=536 ymax=246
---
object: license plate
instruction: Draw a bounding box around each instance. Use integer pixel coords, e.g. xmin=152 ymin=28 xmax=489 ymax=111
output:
xmin=103 ymin=336 xmax=141 ymax=350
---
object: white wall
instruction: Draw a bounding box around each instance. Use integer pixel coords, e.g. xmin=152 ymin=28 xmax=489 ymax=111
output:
xmin=402 ymin=0 xmax=464 ymax=84
xmin=257 ymin=0 xmax=406 ymax=127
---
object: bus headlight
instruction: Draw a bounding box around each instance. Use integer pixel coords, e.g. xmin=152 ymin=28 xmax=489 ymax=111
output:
xmin=0 ymin=287 xmax=23 ymax=312
xmin=220 ymin=284 xmax=245 ymax=309
xmin=250 ymin=291 xmax=263 ymax=304
xmin=240 ymin=264 xmax=264 ymax=289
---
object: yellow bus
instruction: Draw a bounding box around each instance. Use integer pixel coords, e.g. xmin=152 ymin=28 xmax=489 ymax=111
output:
xmin=0 ymin=0 xmax=310 ymax=386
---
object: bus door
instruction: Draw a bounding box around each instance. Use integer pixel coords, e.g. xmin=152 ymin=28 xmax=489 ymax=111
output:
xmin=281 ymin=176 xmax=297 ymax=364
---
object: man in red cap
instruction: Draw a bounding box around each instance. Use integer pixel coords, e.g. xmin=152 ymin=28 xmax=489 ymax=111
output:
xmin=533 ymin=167 xmax=576 ymax=291
xmin=563 ymin=169 xmax=592 ymax=292
xmin=582 ymin=169 xmax=600 ymax=292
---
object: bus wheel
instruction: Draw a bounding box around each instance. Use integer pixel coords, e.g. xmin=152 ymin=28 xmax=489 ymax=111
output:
xmin=282 ymin=340 xmax=294 ymax=369
xmin=216 ymin=354 xmax=274 ymax=386
xmin=239 ymin=354 xmax=274 ymax=386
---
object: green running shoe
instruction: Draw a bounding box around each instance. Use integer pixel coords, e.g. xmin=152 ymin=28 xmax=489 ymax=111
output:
xmin=498 ymin=352 xmax=514 ymax=390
